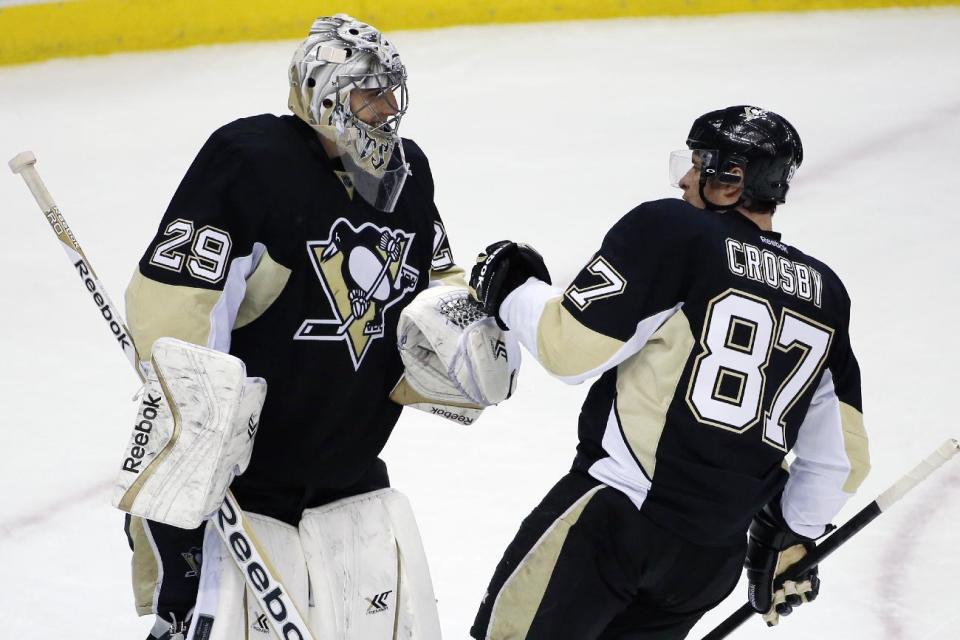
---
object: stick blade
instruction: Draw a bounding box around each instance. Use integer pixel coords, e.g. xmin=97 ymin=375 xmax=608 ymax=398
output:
xmin=9 ymin=150 xmax=37 ymax=174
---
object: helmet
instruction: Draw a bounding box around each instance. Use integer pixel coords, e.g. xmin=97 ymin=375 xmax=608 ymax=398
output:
xmin=685 ymin=106 xmax=803 ymax=209
xmin=289 ymin=15 xmax=410 ymax=211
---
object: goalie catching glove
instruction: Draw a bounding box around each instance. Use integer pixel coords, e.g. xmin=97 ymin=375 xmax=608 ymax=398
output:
xmin=112 ymin=337 xmax=266 ymax=529
xmin=745 ymin=501 xmax=825 ymax=627
xmin=391 ymin=285 xmax=520 ymax=425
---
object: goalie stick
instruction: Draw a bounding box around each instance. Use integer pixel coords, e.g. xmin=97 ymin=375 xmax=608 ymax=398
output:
xmin=701 ymin=438 xmax=960 ymax=640
xmin=9 ymin=151 xmax=316 ymax=640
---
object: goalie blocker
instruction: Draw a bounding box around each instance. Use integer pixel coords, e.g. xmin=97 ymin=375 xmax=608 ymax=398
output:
xmin=112 ymin=337 xmax=266 ymax=529
xmin=391 ymin=285 xmax=521 ymax=425
xmin=113 ymin=339 xmax=442 ymax=639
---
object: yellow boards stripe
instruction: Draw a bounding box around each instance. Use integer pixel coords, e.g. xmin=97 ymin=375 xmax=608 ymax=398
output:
xmin=2 ymin=0 xmax=958 ymax=66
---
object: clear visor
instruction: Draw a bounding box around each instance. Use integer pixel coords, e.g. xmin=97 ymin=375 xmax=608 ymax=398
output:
xmin=668 ymin=149 xmax=720 ymax=187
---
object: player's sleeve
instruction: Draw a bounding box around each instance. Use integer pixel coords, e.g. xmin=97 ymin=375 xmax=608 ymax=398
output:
xmin=125 ymin=128 xmax=291 ymax=358
xmin=428 ymin=216 xmax=467 ymax=288
xmin=500 ymin=201 xmax=691 ymax=384
xmin=781 ymin=292 xmax=870 ymax=538
xmin=404 ymin=138 xmax=468 ymax=289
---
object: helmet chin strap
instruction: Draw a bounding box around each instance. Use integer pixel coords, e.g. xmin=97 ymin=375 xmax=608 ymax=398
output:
xmin=698 ymin=179 xmax=741 ymax=212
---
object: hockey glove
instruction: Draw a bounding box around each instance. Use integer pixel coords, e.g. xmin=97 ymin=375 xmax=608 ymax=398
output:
xmin=745 ymin=502 xmax=823 ymax=627
xmin=470 ymin=240 xmax=551 ymax=328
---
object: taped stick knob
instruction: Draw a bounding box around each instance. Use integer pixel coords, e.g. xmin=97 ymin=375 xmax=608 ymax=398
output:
xmin=9 ymin=151 xmax=37 ymax=174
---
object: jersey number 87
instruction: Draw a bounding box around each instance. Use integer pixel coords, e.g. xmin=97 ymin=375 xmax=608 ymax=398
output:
xmin=685 ymin=289 xmax=834 ymax=452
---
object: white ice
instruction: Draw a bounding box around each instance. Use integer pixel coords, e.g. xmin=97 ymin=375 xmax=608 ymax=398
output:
xmin=1 ymin=8 xmax=959 ymax=639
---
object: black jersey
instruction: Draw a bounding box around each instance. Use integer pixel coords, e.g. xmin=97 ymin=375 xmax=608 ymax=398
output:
xmin=126 ymin=114 xmax=463 ymax=504
xmin=500 ymin=198 xmax=869 ymax=546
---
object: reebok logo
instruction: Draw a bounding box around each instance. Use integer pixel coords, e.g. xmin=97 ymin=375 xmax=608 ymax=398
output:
xmin=248 ymin=414 xmax=259 ymax=440
xmin=214 ymin=497 xmax=309 ymax=640
xmin=490 ymin=338 xmax=507 ymax=360
xmin=430 ymin=406 xmax=474 ymax=425
xmin=366 ymin=591 xmax=392 ymax=614
xmin=474 ymin=244 xmax=508 ymax=304
xmin=122 ymin=392 xmax=163 ymax=474
xmin=74 ymin=259 xmax=131 ymax=350
xmin=759 ymin=235 xmax=789 ymax=253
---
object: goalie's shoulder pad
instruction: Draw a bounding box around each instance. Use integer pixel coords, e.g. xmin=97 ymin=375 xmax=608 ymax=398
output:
xmin=395 ymin=286 xmax=520 ymax=413
xmin=112 ymin=337 xmax=266 ymax=529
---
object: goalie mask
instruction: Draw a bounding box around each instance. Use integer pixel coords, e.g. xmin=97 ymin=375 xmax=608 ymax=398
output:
xmin=289 ymin=14 xmax=410 ymax=212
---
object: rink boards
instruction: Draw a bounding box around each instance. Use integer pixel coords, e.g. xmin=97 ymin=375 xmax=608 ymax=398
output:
xmin=1 ymin=0 xmax=959 ymax=65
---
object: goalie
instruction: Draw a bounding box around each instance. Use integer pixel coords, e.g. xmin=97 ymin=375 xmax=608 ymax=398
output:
xmin=117 ymin=15 xmax=518 ymax=640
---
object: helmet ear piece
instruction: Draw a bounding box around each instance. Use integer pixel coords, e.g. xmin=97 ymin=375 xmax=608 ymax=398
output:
xmin=716 ymin=157 xmax=745 ymax=185
xmin=716 ymin=171 xmax=742 ymax=185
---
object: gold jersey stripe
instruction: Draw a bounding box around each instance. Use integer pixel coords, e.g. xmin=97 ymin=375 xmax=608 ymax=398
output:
xmin=235 ymin=249 xmax=291 ymax=329
xmin=125 ymin=271 xmax=222 ymax=355
xmin=615 ymin=310 xmax=696 ymax=478
xmin=536 ymin=298 xmax=624 ymax=377
xmin=128 ymin=516 xmax=161 ymax=616
xmin=487 ymin=484 xmax=605 ymax=639
xmin=839 ymin=401 xmax=870 ymax=493
xmin=429 ymin=264 xmax=468 ymax=289
xmin=388 ymin=376 xmax=484 ymax=410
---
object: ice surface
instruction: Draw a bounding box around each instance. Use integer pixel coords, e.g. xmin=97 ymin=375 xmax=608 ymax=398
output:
xmin=1 ymin=8 xmax=959 ymax=638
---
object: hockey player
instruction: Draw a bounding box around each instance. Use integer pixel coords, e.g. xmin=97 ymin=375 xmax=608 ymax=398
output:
xmin=121 ymin=15 xmax=498 ymax=640
xmin=469 ymin=106 xmax=870 ymax=639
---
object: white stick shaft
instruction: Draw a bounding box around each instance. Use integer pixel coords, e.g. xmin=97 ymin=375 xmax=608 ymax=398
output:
xmin=876 ymin=438 xmax=960 ymax=511
xmin=10 ymin=150 xmax=316 ymax=640
xmin=10 ymin=152 xmax=145 ymax=381
xmin=214 ymin=491 xmax=315 ymax=639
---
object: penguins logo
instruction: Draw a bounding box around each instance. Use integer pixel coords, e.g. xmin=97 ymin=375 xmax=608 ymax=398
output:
xmin=295 ymin=218 xmax=420 ymax=368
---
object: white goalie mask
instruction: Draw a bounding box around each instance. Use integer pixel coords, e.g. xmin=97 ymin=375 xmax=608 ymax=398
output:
xmin=289 ymin=14 xmax=411 ymax=212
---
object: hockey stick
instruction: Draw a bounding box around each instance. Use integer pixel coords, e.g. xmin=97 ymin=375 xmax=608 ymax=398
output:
xmin=9 ymin=151 xmax=316 ymax=640
xmin=701 ymin=438 xmax=960 ymax=640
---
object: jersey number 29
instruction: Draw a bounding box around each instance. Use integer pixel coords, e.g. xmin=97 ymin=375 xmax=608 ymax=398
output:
xmin=686 ymin=289 xmax=834 ymax=451
xmin=149 ymin=218 xmax=233 ymax=283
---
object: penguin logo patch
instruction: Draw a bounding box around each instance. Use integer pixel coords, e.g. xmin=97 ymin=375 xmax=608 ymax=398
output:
xmin=295 ymin=218 xmax=420 ymax=369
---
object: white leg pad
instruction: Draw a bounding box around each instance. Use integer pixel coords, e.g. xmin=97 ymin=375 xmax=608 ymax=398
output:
xmin=187 ymin=513 xmax=310 ymax=640
xmin=300 ymin=488 xmax=442 ymax=640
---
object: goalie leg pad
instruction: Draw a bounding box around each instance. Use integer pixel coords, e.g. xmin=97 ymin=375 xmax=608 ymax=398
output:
xmin=300 ymin=488 xmax=441 ymax=640
xmin=186 ymin=513 xmax=310 ymax=640
xmin=112 ymin=337 xmax=267 ymax=529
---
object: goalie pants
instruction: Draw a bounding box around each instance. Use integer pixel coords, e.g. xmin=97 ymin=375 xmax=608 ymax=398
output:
xmin=125 ymin=458 xmax=389 ymax=619
xmin=471 ymin=472 xmax=745 ymax=640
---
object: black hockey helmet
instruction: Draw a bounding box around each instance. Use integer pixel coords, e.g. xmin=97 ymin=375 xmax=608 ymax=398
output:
xmin=686 ymin=106 xmax=803 ymax=209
